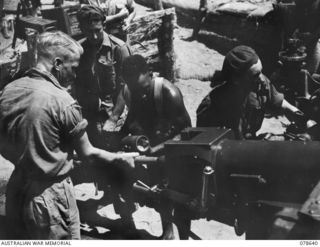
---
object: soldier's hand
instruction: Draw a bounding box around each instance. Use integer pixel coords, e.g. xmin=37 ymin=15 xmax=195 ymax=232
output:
xmin=119 ymin=7 xmax=129 ymax=18
xmin=114 ymin=152 xmax=139 ymax=172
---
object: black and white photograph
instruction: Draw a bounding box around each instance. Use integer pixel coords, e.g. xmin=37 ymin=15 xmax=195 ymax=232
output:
xmin=0 ymin=0 xmax=320 ymax=243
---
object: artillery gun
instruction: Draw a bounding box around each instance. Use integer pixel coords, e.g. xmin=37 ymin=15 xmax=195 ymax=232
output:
xmin=272 ymin=38 xmax=320 ymax=111
xmin=130 ymin=127 xmax=320 ymax=239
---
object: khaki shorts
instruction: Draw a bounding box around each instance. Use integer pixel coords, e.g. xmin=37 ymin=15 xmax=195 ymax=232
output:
xmin=6 ymin=172 xmax=80 ymax=240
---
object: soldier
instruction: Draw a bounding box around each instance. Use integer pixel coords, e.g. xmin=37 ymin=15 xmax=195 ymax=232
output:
xmin=0 ymin=31 xmax=137 ymax=239
xmin=121 ymin=54 xmax=191 ymax=239
xmin=192 ymin=0 xmax=208 ymax=39
xmin=80 ymin=0 xmax=136 ymax=41
xmin=75 ymin=5 xmax=131 ymax=149
xmin=121 ymin=54 xmax=191 ymax=146
xmin=104 ymin=0 xmax=136 ymax=41
xmin=75 ymin=5 xmax=141 ymax=232
xmin=197 ymin=45 xmax=302 ymax=140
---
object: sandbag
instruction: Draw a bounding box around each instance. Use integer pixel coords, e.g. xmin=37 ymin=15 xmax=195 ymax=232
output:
xmin=216 ymin=2 xmax=258 ymax=16
xmin=135 ymin=0 xmax=200 ymax=11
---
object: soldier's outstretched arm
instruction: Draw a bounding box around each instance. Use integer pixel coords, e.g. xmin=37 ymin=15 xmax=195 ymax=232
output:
xmin=73 ymin=131 xmax=138 ymax=172
xmin=281 ymin=99 xmax=299 ymax=113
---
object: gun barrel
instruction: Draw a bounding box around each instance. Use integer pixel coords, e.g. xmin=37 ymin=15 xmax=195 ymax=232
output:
xmin=215 ymin=140 xmax=320 ymax=204
xmin=134 ymin=155 xmax=163 ymax=165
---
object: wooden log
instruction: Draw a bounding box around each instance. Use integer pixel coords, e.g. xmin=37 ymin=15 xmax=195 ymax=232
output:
xmin=25 ymin=28 xmax=38 ymax=68
xmin=131 ymin=39 xmax=162 ymax=70
xmin=127 ymin=8 xmax=176 ymax=81
xmin=127 ymin=15 xmax=162 ymax=44
xmin=127 ymin=8 xmax=175 ymax=43
xmin=0 ymin=52 xmax=22 ymax=89
xmin=159 ymin=9 xmax=176 ymax=81
xmin=135 ymin=0 xmax=199 ymax=25
xmin=131 ymin=39 xmax=159 ymax=61
xmin=135 ymin=0 xmax=200 ymax=12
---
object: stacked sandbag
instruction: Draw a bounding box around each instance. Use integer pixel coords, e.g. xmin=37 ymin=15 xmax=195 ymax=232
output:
xmin=136 ymin=0 xmax=280 ymax=76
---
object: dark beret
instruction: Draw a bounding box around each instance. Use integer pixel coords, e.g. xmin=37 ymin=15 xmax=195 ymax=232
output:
xmin=77 ymin=5 xmax=106 ymax=25
xmin=222 ymin=45 xmax=259 ymax=77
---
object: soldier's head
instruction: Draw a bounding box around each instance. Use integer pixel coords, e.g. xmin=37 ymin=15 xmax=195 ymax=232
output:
xmin=122 ymin=55 xmax=152 ymax=93
xmin=221 ymin=45 xmax=263 ymax=93
xmin=36 ymin=31 xmax=83 ymax=89
xmin=77 ymin=5 xmax=106 ymax=46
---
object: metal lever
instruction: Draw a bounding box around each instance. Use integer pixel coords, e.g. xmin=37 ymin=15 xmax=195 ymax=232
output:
xmin=230 ymin=174 xmax=267 ymax=184
xmin=200 ymin=166 xmax=214 ymax=211
xmin=134 ymin=155 xmax=165 ymax=165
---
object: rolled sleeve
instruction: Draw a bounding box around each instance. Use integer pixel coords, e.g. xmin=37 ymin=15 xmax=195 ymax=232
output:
xmin=63 ymin=103 xmax=88 ymax=139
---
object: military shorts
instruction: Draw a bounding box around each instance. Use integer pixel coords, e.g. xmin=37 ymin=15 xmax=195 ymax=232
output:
xmin=23 ymin=176 xmax=81 ymax=239
xmin=6 ymin=172 xmax=80 ymax=240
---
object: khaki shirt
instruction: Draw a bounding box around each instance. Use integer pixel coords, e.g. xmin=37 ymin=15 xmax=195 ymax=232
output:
xmin=0 ymin=68 xmax=87 ymax=179
xmin=75 ymin=32 xmax=130 ymax=118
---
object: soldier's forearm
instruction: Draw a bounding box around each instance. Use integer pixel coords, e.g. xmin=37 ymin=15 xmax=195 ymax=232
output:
xmin=110 ymin=94 xmax=125 ymax=122
xmin=89 ymin=147 xmax=118 ymax=164
xmin=74 ymin=132 xmax=118 ymax=165
xmin=126 ymin=9 xmax=136 ymax=24
xmin=105 ymin=9 xmax=129 ymax=24
xmin=281 ymin=99 xmax=299 ymax=113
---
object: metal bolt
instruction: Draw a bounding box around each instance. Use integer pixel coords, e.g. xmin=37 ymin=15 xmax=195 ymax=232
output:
xmin=204 ymin=166 xmax=214 ymax=175
xmin=316 ymin=200 xmax=320 ymax=205
xmin=309 ymin=210 xmax=315 ymax=214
